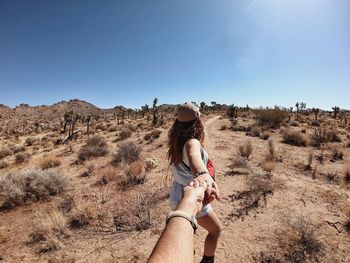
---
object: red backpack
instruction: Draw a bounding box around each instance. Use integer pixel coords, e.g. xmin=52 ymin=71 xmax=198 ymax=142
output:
xmin=182 ymin=158 xmax=216 ymax=181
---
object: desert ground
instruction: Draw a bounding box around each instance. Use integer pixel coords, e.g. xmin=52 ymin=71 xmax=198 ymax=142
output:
xmin=0 ymin=100 xmax=349 ymax=263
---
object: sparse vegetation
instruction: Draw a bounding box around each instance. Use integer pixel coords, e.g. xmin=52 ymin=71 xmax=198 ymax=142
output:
xmin=113 ymin=141 xmax=141 ymax=165
xmin=256 ymin=108 xmax=288 ymax=129
xmin=40 ymin=156 xmax=62 ymax=170
xmin=118 ymin=127 xmax=132 ymax=140
xmin=344 ymin=165 xmax=350 ymax=184
xmin=15 ymin=152 xmax=31 ymax=164
xmin=0 ymin=160 xmax=9 ymax=169
xmin=0 ymin=170 xmax=67 ymax=210
xmin=0 ymin=147 xmax=12 ymax=160
xmin=78 ymin=135 xmax=109 ymax=162
xmin=238 ymin=140 xmax=253 ymax=159
xmin=144 ymin=129 xmax=162 ymax=142
xmin=282 ymin=129 xmax=307 ymax=147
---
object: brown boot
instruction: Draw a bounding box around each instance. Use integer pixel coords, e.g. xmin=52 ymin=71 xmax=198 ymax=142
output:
xmin=200 ymin=255 xmax=214 ymax=263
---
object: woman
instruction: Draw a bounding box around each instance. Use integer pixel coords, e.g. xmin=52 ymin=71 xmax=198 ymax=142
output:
xmin=167 ymin=102 xmax=222 ymax=263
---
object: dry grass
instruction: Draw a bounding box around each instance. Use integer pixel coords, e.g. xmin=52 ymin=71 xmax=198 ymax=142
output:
xmin=113 ymin=141 xmax=141 ymax=165
xmin=68 ymin=212 xmax=91 ymax=230
xmin=27 ymin=211 xmax=68 ymax=254
xmin=119 ymin=160 xmax=146 ymax=190
xmin=25 ymin=136 xmax=39 ymax=146
xmin=39 ymin=156 xmax=62 ymax=170
xmin=78 ymin=135 xmax=109 ymax=162
xmin=0 ymin=147 xmax=13 ymax=160
xmin=95 ymin=165 xmax=119 ymax=185
xmin=256 ymin=108 xmax=288 ymax=129
xmin=144 ymin=129 xmax=162 ymax=142
xmin=118 ymin=127 xmax=132 ymax=140
xmin=0 ymin=170 xmax=67 ymax=210
xmin=238 ymin=140 xmax=253 ymax=159
xmin=0 ymin=160 xmax=9 ymax=169
xmin=330 ymin=146 xmax=344 ymax=160
xmin=305 ymin=152 xmax=313 ymax=170
xmin=282 ymin=129 xmax=308 ymax=147
xmin=15 ymin=152 xmax=31 ymax=164
xmin=261 ymin=160 xmax=276 ymax=174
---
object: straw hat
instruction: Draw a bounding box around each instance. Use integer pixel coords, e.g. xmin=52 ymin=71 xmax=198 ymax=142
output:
xmin=176 ymin=102 xmax=201 ymax=122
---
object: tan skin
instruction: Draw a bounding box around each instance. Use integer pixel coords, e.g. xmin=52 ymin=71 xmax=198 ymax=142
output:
xmin=185 ymin=138 xmax=223 ymax=257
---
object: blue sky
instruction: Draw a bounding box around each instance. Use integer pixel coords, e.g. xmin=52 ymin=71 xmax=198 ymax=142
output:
xmin=1 ymin=0 xmax=349 ymax=110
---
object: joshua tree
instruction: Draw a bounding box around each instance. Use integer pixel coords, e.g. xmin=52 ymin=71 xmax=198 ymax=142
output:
xmin=288 ymin=107 xmax=293 ymax=121
xmin=227 ymin=104 xmax=238 ymax=119
xmin=300 ymin=102 xmax=306 ymax=114
xmin=82 ymin=114 xmax=91 ymax=136
xmin=152 ymin=97 xmax=159 ymax=125
xmin=295 ymin=102 xmax=300 ymax=119
xmin=312 ymin=108 xmax=320 ymax=120
xmin=332 ymin=106 xmax=340 ymax=119
xmin=63 ymin=110 xmax=81 ymax=140
xmin=141 ymin=104 xmax=149 ymax=118
xmin=200 ymin=101 xmax=206 ymax=111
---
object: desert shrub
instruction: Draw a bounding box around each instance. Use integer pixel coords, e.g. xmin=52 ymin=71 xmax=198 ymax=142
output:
xmin=256 ymin=108 xmax=288 ymax=129
xmin=325 ymin=172 xmax=338 ymax=183
xmin=331 ymin=147 xmax=344 ymax=160
xmin=125 ymin=124 xmax=137 ymax=132
xmin=119 ymin=160 xmax=146 ymax=190
xmin=78 ymin=135 xmax=109 ymax=162
xmin=327 ymin=130 xmax=341 ymax=142
xmin=220 ymin=124 xmax=227 ymax=131
xmin=305 ymin=152 xmax=313 ymax=170
xmin=80 ymin=163 xmax=95 ymax=177
xmin=145 ymin=157 xmax=159 ymax=171
xmin=8 ymin=144 xmax=25 ymax=154
xmin=290 ymin=121 xmax=299 ymax=127
xmin=144 ymin=129 xmax=162 ymax=142
xmin=0 ymin=147 xmax=12 ymax=160
xmin=0 ymin=160 xmax=9 ymax=169
xmin=95 ymin=166 xmax=119 ymax=185
xmin=238 ymin=140 xmax=253 ymax=159
xmin=259 ymin=131 xmax=270 ymax=140
xmin=58 ymin=196 xmax=75 ymax=214
xmin=113 ymin=141 xmax=141 ymax=165
xmin=261 ymin=160 xmax=276 ymax=174
xmin=310 ymin=120 xmax=321 ymax=127
xmin=68 ymin=213 xmax=90 ymax=229
xmin=311 ymin=127 xmax=341 ymax=147
xmin=107 ymin=126 xmax=118 ymax=132
xmin=27 ymin=211 xmax=67 ymax=254
xmin=113 ymin=193 xmax=158 ymax=232
xmin=282 ymin=130 xmax=307 ymax=147
xmin=246 ymin=125 xmax=261 ymax=137
xmin=266 ymin=139 xmax=276 ymax=161
xmin=228 ymin=173 xmax=275 ymax=219
xmin=118 ymin=128 xmax=132 ymax=140
xmin=284 ymin=217 xmax=324 ymax=263
xmin=0 ymin=170 xmax=67 ymax=210
xmin=15 ymin=152 xmax=31 ymax=164
xmin=40 ymin=156 xmax=62 ymax=170
xmin=25 ymin=136 xmax=39 ymax=146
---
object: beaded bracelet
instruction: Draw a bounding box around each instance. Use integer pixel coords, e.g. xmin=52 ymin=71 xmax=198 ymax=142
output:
xmin=194 ymin=171 xmax=209 ymax=178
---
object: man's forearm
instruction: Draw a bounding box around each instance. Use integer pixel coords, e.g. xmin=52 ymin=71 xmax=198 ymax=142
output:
xmin=148 ymin=216 xmax=194 ymax=263
xmin=148 ymin=200 xmax=197 ymax=263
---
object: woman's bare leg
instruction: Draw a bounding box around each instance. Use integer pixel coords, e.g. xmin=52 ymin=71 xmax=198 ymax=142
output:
xmin=197 ymin=210 xmax=222 ymax=258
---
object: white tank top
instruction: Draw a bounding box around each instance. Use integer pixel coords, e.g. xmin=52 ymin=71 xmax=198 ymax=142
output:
xmin=171 ymin=142 xmax=209 ymax=186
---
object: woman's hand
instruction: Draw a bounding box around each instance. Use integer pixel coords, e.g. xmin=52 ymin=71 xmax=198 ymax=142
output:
xmin=188 ymin=173 xmax=220 ymax=204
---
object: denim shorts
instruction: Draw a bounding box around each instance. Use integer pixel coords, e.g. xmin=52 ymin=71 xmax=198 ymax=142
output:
xmin=169 ymin=181 xmax=212 ymax=218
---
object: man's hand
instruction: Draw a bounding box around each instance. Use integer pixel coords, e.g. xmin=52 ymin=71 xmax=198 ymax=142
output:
xmin=178 ymin=183 xmax=208 ymax=216
xmin=189 ymin=173 xmax=220 ymax=205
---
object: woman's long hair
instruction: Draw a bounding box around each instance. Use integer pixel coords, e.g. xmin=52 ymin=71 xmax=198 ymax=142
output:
xmin=167 ymin=118 xmax=204 ymax=165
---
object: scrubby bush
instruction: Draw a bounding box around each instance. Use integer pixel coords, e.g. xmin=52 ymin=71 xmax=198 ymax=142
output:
xmin=282 ymin=130 xmax=307 ymax=147
xmin=78 ymin=135 xmax=109 ymax=162
xmin=119 ymin=160 xmax=146 ymax=190
xmin=113 ymin=141 xmax=141 ymax=165
xmin=344 ymin=165 xmax=350 ymax=184
xmin=0 ymin=170 xmax=67 ymax=210
xmin=238 ymin=140 xmax=253 ymax=159
xmin=259 ymin=131 xmax=270 ymax=140
xmin=40 ymin=156 xmax=62 ymax=170
xmin=118 ymin=128 xmax=132 ymax=140
xmin=8 ymin=144 xmax=25 ymax=154
xmin=68 ymin=213 xmax=90 ymax=229
xmin=144 ymin=129 xmax=162 ymax=142
xmin=0 ymin=160 xmax=9 ymax=169
xmin=311 ymin=128 xmax=341 ymax=147
xmin=15 ymin=152 xmax=31 ymax=164
xmin=25 ymin=137 xmax=39 ymax=146
xmin=256 ymin=108 xmax=288 ymax=129
xmin=0 ymin=147 xmax=12 ymax=160
xmin=331 ymin=147 xmax=344 ymax=160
